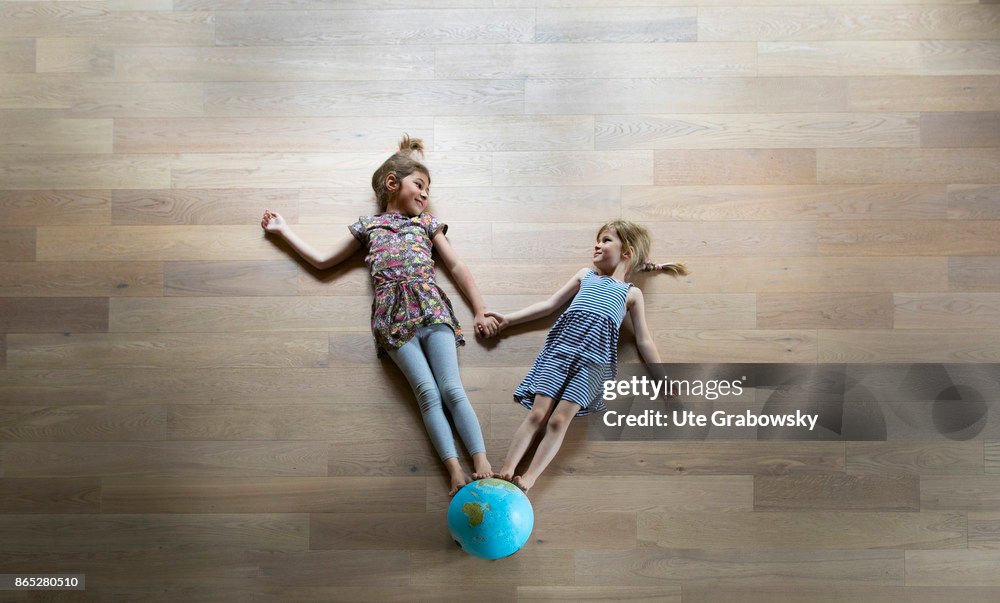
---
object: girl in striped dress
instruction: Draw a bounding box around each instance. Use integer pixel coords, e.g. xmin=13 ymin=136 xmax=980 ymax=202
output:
xmin=485 ymin=220 xmax=687 ymax=493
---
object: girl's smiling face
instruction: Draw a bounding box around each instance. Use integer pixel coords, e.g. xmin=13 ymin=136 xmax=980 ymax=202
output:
xmin=386 ymin=171 xmax=430 ymax=216
xmin=593 ymin=227 xmax=630 ymax=273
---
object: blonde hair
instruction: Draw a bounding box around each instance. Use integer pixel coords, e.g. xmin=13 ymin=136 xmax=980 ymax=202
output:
xmin=598 ymin=220 xmax=689 ymax=278
xmin=371 ymin=134 xmax=430 ymax=213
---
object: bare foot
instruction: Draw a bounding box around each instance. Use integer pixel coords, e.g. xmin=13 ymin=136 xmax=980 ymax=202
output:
xmin=512 ymin=475 xmax=534 ymax=493
xmin=471 ymin=453 xmax=493 ymax=481
xmin=495 ymin=466 xmax=515 ymax=482
xmin=448 ymin=472 xmax=472 ymax=497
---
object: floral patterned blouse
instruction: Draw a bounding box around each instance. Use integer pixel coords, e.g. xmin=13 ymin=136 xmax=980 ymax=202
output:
xmin=349 ymin=212 xmax=464 ymax=356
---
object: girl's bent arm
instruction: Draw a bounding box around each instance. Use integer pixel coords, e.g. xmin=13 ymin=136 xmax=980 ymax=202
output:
xmin=627 ymin=288 xmax=661 ymax=365
xmin=500 ymin=268 xmax=588 ymax=327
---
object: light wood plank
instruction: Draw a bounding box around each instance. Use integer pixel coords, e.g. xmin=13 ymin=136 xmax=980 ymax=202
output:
xmin=101 ymin=477 xmax=426 ymax=513
xmin=950 ymin=257 xmax=1000 ymax=292
xmin=819 ymin=221 xmax=1000 ymax=255
xmin=922 ymin=476 xmax=1000 ymax=511
xmin=0 ymin=113 xmax=112 ymax=154
xmin=36 ymin=225 xmax=284 ymax=261
xmin=1 ymin=190 xmax=110 ymax=226
xmin=115 ymin=46 xmax=435 ymax=82
xmin=535 ymin=7 xmax=696 ymax=43
xmin=818 ymin=148 xmax=1000 ymax=184
xmin=0 ymin=514 xmax=309 ymax=553
xmin=35 ymin=38 xmax=113 ymax=75
xmin=949 ymin=185 xmax=1000 ymax=220
xmin=0 ymin=404 xmax=166 ymax=441
xmin=599 ymin=113 xmax=918 ymax=150
xmin=0 ymin=228 xmax=36 ymax=261
xmin=433 ymin=115 xmax=593 ymax=151
xmin=6 ymin=332 xmax=330 ymax=369
xmin=109 ymin=296 xmax=369 ymax=332
xmin=684 ymin=585 xmax=1000 ymax=602
xmin=573 ymin=547 xmax=903 ymax=587
xmin=115 ymin=117 xmax=433 ymax=153
xmin=922 ymin=112 xmax=1000 ymax=148
xmin=437 ymin=43 xmax=757 ymax=79
xmin=0 ymin=367 xmax=410 ymax=406
xmin=639 ymin=510 xmax=964 ymax=549
xmin=758 ymin=293 xmax=893 ymax=329
xmin=205 ymin=80 xmax=525 ymax=117
xmin=848 ymin=75 xmax=1000 ymax=112
xmin=0 ymin=298 xmax=109 ymax=333
xmin=906 ymin=550 xmax=1000 ymax=586
xmin=969 ymin=512 xmax=1000 ymax=550
xmin=820 ymin=329 xmax=1000 ymax=362
xmin=0 ymin=154 xmax=171 ymax=189
xmin=492 ymin=151 xmax=651 ymax=186
xmin=847 ymin=441 xmax=984 ymax=476
xmin=654 ymin=149 xmax=816 ymax=185
xmin=0 ymin=38 xmax=33 ymax=73
xmin=623 ymin=185 xmax=947 ymax=221
xmin=164 ymin=260 xmax=302 ymax=296
xmin=542 ymin=441 xmax=845 ymax=476
xmin=755 ymin=473 xmax=919 ymax=511
xmin=112 ymin=188 xmax=299 ymax=225
xmin=165 ymin=402 xmax=488 ymax=441
xmin=518 ymin=586 xmax=681 ymax=601
xmin=408 ymin=549 xmax=574 ymax=587
xmin=651 ymin=330 xmax=817 ymax=363
xmin=215 ymin=9 xmax=533 ymax=46
xmin=0 ymin=441 xmax=329 ymax=477
xmin=527 ymin=77 xmax=847 ymax=115
xmin=250 ymin=550 xmax=409 ymax=587
xmin=0 ymin=478 xmax=100 ymax=513
xmin=700 ymin=6 xmax=1000 ymax=42
xmin=895 ymin=293 xmax=1000 ymax=329
xmin=0 ymin=261 xmax=163 ymax=297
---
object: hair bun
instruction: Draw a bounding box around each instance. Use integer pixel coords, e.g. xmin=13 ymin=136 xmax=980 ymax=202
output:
xmin=398 ymin=134 xmax=425 ymax=158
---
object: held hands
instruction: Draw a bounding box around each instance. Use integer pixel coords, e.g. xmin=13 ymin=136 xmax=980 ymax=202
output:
xmin=474 ymin=312 xmax=501 ymax=339
xmin=261 ymin=209 xmax=287 ymax=234
xmin=480 ymin=311 xmax=509 ymax=338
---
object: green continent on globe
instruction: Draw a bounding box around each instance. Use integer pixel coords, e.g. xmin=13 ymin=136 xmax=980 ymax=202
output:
xmin=478 ymin=478 xmax=519 ymax=493
xmin=461 ymin=502 xmax=489 ymax=526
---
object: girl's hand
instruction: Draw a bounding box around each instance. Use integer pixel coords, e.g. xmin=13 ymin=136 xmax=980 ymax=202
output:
xmin=261 ymin=209 xmax=286 ymax=234
xmin=482 ymin=311 xmax=508 ymax=336
xmin=474 ymin=312 xmax=500 ymax=338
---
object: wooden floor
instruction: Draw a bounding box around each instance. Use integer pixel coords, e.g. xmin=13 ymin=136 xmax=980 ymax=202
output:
xmin=2 ymin=0 xmax=1000 ymax=601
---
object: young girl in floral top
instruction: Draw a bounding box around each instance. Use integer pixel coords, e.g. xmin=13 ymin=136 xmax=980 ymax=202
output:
xmin=261 ymin=135 xmax=498 ymax=495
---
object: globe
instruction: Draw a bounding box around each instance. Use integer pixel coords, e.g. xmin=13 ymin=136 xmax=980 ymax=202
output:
xmin=447 ymin=478 xmax=534 ymax=559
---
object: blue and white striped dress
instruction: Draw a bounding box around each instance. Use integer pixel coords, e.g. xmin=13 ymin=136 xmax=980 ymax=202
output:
xmin=513 ymin=269 xmax=632 ymax=417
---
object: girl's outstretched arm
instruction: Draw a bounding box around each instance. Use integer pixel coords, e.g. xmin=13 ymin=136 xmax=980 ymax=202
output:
xmin=262 ymin=210 xmax=360 ymax=270
xmin=486 ymin=267 xmax=589 ymax=332
xmin=627 ymin=287 xmax=662 ymax=365
xmin=432 ymin=231 xmax=499 ymax=338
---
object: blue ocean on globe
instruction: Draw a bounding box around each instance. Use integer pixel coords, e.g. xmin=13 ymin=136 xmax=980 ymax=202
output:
xmin=447 ymin=478 xmax=534 ymax=559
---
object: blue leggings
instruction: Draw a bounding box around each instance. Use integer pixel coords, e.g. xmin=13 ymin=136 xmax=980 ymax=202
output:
xmin=388 ymin=323 xmax=486 ymax=461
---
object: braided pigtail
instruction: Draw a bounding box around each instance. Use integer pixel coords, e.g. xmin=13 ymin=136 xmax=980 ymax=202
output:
xmin=640 ymin=261 xmax=689 ymax=276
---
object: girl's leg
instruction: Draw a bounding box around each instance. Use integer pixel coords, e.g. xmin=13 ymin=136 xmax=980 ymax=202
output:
xmin=514 ymin=400 xmax=580 ymax=493
xmin=421 ymin=324 xmax=492 ymax=479
xmin=387 ymin=335 xmax=468 ymax=495
xmin=497 ymin=394 xmax=556 ymax=482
